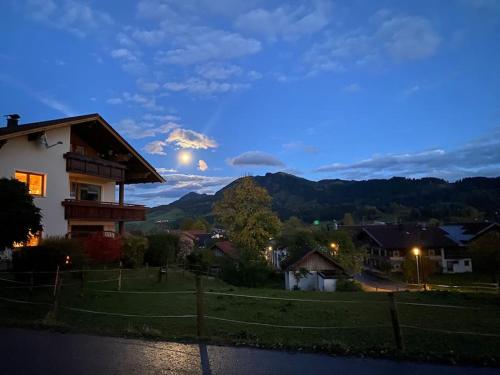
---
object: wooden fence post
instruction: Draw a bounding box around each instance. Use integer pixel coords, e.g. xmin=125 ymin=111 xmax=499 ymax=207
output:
xmin=29 ymin=270 xmax=34 ymax=295
xmin=80 ymin=269 xmax=85 ymax=298
xmin=388 ymin=292 xmax=404 ymax=351
xmin=165 ymin=260 xmax=169 ymax=282
xmin=118 ymin=261 xmax=122 ymax=291
xmin=52 ymin=266 xmax=62 ymax=317
xmin=196 ymin=273 xmax=205 ymax=339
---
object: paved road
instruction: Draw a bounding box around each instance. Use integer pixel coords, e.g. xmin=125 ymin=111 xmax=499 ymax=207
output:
xmin=1 ymin=328 xmax=497 ymax=374
xmin=355 ymin=270 xmax=411 ymax=292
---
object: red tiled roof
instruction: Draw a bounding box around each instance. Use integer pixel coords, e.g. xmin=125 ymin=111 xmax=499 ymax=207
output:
xmin=213 ymin=241 xmax=240 ymax=260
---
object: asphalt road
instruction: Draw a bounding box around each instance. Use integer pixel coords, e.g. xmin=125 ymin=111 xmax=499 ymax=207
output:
xmin=355 ymin=270 xmax=410 ymax=291
xmin=1 ymin=328 xmax=498 ymax=375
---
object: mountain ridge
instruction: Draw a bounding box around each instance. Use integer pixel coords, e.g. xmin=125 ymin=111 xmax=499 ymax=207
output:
xmin=140 ymin=173 xmax=500 ymax=229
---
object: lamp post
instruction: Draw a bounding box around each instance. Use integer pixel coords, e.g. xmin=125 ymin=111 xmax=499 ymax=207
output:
xmin=412 ymin=247 xmax=421 ymax=285
xmin=330 ymin=242 xmax=339 ymax=255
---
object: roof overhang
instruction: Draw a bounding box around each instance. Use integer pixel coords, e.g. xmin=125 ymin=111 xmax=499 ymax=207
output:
xmin=0 ymin=114 xmax=164 ymax=184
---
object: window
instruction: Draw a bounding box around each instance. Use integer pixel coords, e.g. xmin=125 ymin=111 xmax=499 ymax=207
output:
xmin=393 ymin=250 xmax=400 ymax=257
xmin=13 ymin=231 xmax=41 ymax=247
xmin=428 ymin=249 xmax=435 ymax=256
xmin=15 ymin=171 xmax=45 ymax=196
xmin=71 ymin=182 xmax=101 ymax=201
xmin=464 ymin=260 xmax=470 ymax=267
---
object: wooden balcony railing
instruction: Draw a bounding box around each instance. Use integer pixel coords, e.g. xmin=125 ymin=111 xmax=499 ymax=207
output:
xmin=64 ymin=152 xmax=126 ymax=181
xmin=62 ymin=199 xmax=146 ymax=222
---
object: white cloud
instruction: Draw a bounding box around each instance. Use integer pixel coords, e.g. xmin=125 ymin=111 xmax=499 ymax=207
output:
xmin=377 ymin=16 xmax=441 ymax=61
xmin=343 ymin=83 xmax=361 ymax=93
xmin=108 ymin=92 xmax=163 ymax=111
xmin=164 ymin=78 xmax=250 ymax=95
xmin=304 ymin=13 xmax=441 ymax=74
xmin=106 ymin=97 xmax=123 ymax=105
xmin=111 ymin=48 xmax=138 ymax=61
xmin=143 ymin=140 xmax=167 ymax=155
xmin=24 ymin=0 xmax=113 ymax=38
xmin=196 ymin=63 xmax=242 ymax=80
xmin=37 ymin=95 xmax=75 ymax=116
xmin=235 ymin=1 xmax=331 ymax=41
xmin=166 ymin=128 xmax=218 ymax=149
xmin=315 ymin=128 xmax=500 ymax=180
xmin=198 ymin=159 xmax=208 ymax=171
xmin=117 ymin=118 xmax=179 ymax=139
xmin=155 ymin=28 xmax=261 ymax=65
xmin=228 ymin=151 xmax=285 ymax=167
xmin=137 ymin=79 xmax=161 ymax=93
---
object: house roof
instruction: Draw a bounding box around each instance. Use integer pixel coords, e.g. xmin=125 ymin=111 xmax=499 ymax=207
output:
xmin=440 ymin=222 xmax=499 ymax=245
xmin=0 ymin=114 xmax=164 ymax=184
xmin=287 ymin=249 xmax=345 ymax=273
xmin=362 ymin=224 xmax=458 ymax=249
xmin=212 ymin=241 xmax=240 ymax=260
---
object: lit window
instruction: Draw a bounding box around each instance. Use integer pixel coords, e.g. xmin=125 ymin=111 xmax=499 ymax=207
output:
xmin=15 ymin=171 xmax=45 ymax=197
xmin=13 ymin=232 xmax=41 ymax=247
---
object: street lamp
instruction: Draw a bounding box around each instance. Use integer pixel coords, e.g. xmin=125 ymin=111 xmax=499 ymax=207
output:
xmin=330 ymin=242 xmax=339 ymax=255
xmin=412 ymin=247 xmax=421 ymax=285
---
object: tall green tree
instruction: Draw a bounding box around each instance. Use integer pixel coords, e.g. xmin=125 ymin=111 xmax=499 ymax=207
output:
xmin=213 ymin=177 xmax=281 ymax=260
xmin=0 ymin=178 xmax=42 ymax=249
xmin=470 ymin=232 xmax=500 ymax=282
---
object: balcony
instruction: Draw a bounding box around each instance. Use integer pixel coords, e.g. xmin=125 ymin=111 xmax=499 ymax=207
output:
xmin=64 ymin=152 xmax=126 ymax=181
xmin=62 ymin=199 xmax=146 ymax=222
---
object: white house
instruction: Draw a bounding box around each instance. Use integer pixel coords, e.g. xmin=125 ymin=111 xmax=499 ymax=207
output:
xmin=284 ymin=249 xmax=346 ymax=292
xmin=0 ymin=114 xmax=163 ymax=245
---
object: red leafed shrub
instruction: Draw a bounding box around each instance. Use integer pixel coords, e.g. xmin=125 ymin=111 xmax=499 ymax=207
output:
xmin=84 ymin=234 xmax=123 ymax=264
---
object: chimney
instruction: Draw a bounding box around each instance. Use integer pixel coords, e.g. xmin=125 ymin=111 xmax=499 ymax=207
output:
xmin=6 ymin=114 xmax=20 ymax=128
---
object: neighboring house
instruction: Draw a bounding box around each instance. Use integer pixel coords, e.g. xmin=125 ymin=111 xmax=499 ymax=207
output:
xmin=210 ymin=241 xmax=240 ymax=262
xmin=284 ymin=249 xmax=346 ymax=292
xmin=360 ymin=224 xmax=463 ymax=273
xmin=0 ymin=114 xmax=163 ymax=243
xmin=440 ymin=222 xmax=499 ymax=273
xmin=268 ymin=247 xmax=288 ymax=270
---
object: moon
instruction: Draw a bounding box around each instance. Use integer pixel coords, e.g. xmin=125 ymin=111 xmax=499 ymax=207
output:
xmin=178 ymin=150 xmax=193 ymax=165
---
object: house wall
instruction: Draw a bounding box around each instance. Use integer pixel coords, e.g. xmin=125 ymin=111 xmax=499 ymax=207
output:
xmin=285 ymin=271 xmax=318 ymax=291
xmin=320 ymin=278 xmax=337 ymax=292
xmin=0 ymin=127 xmax=71 ymax=237
xmin=443 ymin=258 xmax=473 ymax=273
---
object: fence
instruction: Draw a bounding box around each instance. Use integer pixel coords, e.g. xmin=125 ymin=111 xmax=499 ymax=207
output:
xmin=1 ymin=265 xmax=499 ymax=362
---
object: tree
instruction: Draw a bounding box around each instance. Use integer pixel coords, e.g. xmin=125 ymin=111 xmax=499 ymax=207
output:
xmin=0 ymin=178 xmax=42 ymax=250
xmin=315 ymin=230 xmax=364 ymax=274
xmin=401 ymin=254 xmax=437 ymax=283
xmin=470 ymin=232 xmax=500 ymax=282
xmin=213 ymin=177 xmax=281 ymax=261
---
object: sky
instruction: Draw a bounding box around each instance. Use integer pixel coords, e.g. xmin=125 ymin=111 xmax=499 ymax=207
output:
xmin=1 ymin=0 xmax=500 ymax=206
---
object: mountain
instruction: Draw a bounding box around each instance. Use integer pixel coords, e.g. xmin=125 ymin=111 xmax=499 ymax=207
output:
xmin=134 ymin=173 xmax=500 ymax=230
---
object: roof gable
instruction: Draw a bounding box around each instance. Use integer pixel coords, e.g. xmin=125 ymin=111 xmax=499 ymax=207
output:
xmin=0 ymin=114 xmax=164 ymax=184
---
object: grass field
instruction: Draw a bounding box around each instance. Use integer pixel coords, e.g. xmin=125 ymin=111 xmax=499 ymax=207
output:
xmin=1 ymin=267 xmax=499 ymax=366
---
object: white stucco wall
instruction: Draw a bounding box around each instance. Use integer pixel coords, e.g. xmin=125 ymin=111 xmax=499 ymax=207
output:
xmin=285 ymin=271 xmax=318 ymax=291
xmin=0 ymin=127 xmax=71 ymax=237
xmin=443 ymin=258 xmax=473 ymax=273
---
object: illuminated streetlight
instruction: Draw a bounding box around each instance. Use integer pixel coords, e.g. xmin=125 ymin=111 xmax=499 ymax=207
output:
xmin=330 ymin=242 xmax=339 ymax=255
xmin=412 ymin=247 xmax=421 ymax=285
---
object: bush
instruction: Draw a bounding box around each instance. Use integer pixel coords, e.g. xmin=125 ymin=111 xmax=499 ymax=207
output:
xmin=12 ymin=237 xmax=85 ymax=284
xmin=83 ymin=234 xmax=122 ymax=264
xmin=144 ymin=233 xmax=178 ymax=266
xmin=186 ymin=249 xmax=215 ymax=272
xmin=221 ymin=260 xmax=276 ymax=288
xmin=121 ymin=235 xmax=148 ymax=268
xmin=335 ymin=278 xmax=363 ymax=292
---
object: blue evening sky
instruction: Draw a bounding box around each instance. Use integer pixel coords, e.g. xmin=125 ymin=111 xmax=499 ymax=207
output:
xmin=1 ymin=0 xmax=499 ymax=206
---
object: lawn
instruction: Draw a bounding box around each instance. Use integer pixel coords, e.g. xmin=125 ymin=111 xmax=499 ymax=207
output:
xmin=1 ymin=267 xmax=499 ymax=366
